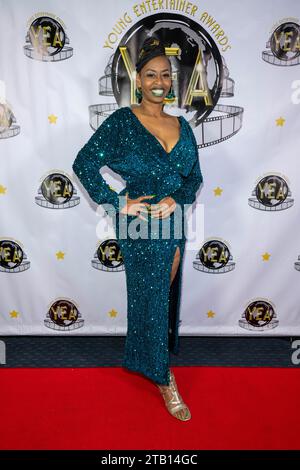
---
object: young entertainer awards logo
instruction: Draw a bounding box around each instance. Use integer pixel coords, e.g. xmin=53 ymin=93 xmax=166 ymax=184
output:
xmin=262 ymin=18 xmax=300 ymax=66
xmin=91 ymin=238 xmax=125 ymax=272
xmin=0 ymin=239 xmax=30 ymax=273
xmin=239 ymin=299 xmax=279 ymax=331
xmin=44 ymin=298 xmax=84 ymax=331
xmin=35 ymin=171 xmax=80 ymax=209
xmin=193 ymin=239 xmax=235 ymax=273
xmin=23 ymin=12 xmax=73 ymax=61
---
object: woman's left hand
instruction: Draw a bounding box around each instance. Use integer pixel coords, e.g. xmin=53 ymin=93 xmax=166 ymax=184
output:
xmin=149 ymin=196 xmax=177 ymax=219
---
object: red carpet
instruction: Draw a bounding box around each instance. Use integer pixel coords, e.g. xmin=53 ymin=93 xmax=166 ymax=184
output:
xmin=0 ymin=366 xmax=299 ymax=450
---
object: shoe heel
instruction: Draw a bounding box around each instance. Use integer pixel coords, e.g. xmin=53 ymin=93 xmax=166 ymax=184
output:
xmin=157 ymin=370 xmax=191 ymax=421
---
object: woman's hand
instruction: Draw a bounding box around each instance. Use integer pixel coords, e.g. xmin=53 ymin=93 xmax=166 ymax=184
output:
xmin=149 ymin=196 xmax=177 ymax=219
xmin=120 ymin=192 xmax=155 ymax=221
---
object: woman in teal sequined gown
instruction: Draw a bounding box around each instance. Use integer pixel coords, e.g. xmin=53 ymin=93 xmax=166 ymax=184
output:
xmin=72 ymin=104 xmax=202 ymax=383
xmin=72 ymin=40 xmax=203 ymax=420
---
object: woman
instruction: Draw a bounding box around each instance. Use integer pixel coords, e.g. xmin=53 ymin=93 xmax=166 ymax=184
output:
xmin=72 ymin=37 xmax=203 ymax=421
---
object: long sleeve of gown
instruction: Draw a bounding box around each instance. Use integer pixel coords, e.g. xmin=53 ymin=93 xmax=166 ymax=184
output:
xmin=72 ymin=111 xmax=121 ymax=211
xmin=169 ymin=122 xmax=203 ymax=206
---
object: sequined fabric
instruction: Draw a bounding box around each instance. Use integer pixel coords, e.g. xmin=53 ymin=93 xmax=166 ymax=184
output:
xmin=72 ymin=106 xmax=203 ymax=385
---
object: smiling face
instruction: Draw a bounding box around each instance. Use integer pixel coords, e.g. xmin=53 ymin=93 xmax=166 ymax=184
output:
xmin=136 ymin=55 xmax=172 ymax=104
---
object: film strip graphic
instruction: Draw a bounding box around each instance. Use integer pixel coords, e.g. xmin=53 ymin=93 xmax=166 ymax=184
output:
xmin=248 ymin=196 xmax=294 ymax=211
xmin=0 ymin=105 xmax=20 ymax=139
xmin=239 ymin=316 xmax=279 ymax=331
xmin=193 ymin=103 xmax=243 ymax=148
xmin=23 ymin=38 xmax=73 ymax=61
xmin=94 ymin=56 xmax=244 ymax=148
xmin=262 ymin=46 xmax=300 ymax=66
xmin=295 ymin=256 xmax=300 ymax=271
xmin=0 ymin=257 xmax=30 ymax=273
xmin=44 ymin=315 xmax=84 ymax=330
xmin=0 ymin=124 xmax=20 ymax=139
xmin=193 ymin=256 xmax=235 ymax=273
xmin=91 ymin=256 xmax=125 ymax=272
xmin=35 ymin=187 xmax=80 ymax=209
xmin=89 ymin=101 xmax=244 ymax=149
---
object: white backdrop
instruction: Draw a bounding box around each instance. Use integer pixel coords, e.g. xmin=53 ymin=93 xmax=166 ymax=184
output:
xmin=1 ymin=0 xmax=300 ymax=335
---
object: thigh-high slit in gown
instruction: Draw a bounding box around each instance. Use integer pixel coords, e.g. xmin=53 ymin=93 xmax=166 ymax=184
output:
xmin=72 ymin=106 xmax=203 ymax=385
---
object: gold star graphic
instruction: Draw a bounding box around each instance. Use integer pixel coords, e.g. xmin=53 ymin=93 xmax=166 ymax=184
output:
xmin=108 ymin=309 xmax=118 ymax=318
xmin=48 ymin=114 xmax=58 ymax=124
xmin=276 ymin=117 xmax=285 ymax=126
xmin=56 ymin=251 xmax=65 ymax=260
xmin=10 ymin=310 xmax=20 ymax=318
xmin=262 ymin=252 xmax=271 ymax=261
xmin=0 ymin=185 xmax=7 ymax=194
xmin=214 ymin=187 xmax=223 ymax=196
xmin=207 ymin=310 xmax=215 ymax=318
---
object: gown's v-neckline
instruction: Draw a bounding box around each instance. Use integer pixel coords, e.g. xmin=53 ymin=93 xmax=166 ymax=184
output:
xmin=126 ymin=106 xmax=183 ymax=155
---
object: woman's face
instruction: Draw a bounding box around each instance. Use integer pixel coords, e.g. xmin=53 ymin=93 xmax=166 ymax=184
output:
xmin=136 ymin=55 xmax=171 ymax=104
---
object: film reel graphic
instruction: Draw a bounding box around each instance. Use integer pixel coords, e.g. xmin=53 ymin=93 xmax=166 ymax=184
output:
xmin=35 ymin=173 xmax=80 ymax=209
xmin=239 ymin=299 xmax=279 ymax=331
xmin=262 ymin=21 xmax=300 ymax=66
xmin=91 ymin=13 xmax=244 ymax=147
xmin=0 ymin=101 xmax=20 ymax=139
xmin=248 ymin=175 xmax=294 ymax=211
xmin=91 ymin=239 xmax=125 ymax=272
xmin=193 ymin=239 xmax=235 ymax=274
xmin=23 ymin=15 xmax=73 ymax=61
xmin=0 ymin=239 xmax=30 ymax=273
xmin=295 ymin=256 xmax=300 ymax=271
xmin=44 ymin=299 xmax=84 ymax=331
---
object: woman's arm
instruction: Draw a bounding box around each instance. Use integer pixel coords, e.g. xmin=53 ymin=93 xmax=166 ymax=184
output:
xmin=72 ymin=111 xmax=121 ymax=210
xmin=170 ymin=123 xmax=203 ymax=207
xmin=170 ymin=155 xmax=203 ymax=206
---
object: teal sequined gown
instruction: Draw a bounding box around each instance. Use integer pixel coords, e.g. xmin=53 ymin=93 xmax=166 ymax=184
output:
xmin=72 ymin=106 xmax=203 ymax=385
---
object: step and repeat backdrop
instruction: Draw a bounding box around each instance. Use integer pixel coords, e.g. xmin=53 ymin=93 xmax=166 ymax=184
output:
xmin=0 ymin=0 xmax=300 ymax=335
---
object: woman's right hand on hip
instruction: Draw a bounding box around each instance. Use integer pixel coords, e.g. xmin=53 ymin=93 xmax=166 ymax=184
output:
xmin=120 ymin=192 xmax=156 ymax=221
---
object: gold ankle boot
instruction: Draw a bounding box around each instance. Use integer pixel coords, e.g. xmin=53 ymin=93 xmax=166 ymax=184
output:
xmin=157 ymin=370 xmax=191 ymax=421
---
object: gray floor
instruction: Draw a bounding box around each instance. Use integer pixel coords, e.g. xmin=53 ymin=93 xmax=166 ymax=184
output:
xmin=0 ymin=335 xmax=299 ymax=368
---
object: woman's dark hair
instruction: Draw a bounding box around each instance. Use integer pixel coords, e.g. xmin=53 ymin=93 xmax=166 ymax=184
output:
xmin=135 ymin=36 xmax=169 ymax=74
